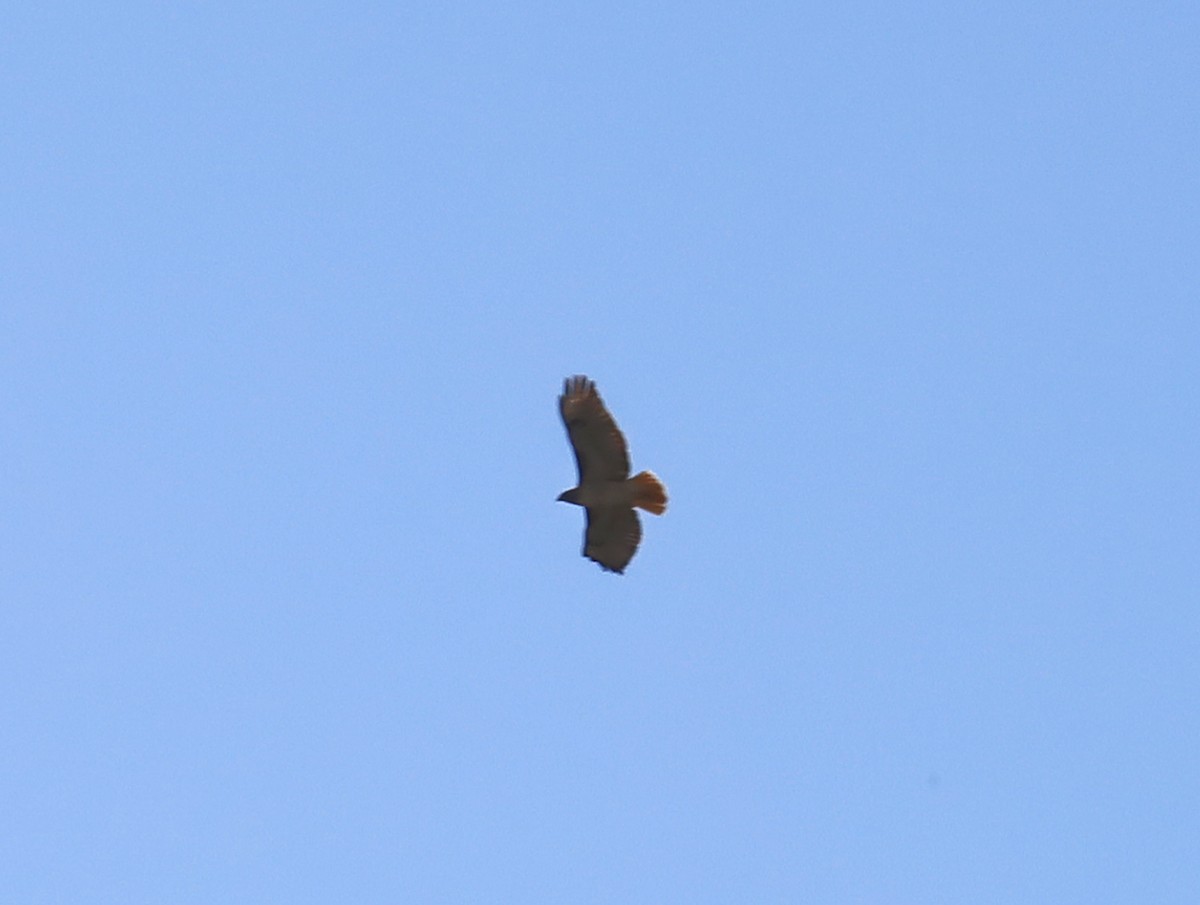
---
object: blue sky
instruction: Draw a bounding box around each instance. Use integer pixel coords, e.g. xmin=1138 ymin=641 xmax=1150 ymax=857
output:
xmin=3 ymin=3 xmax=1197 ymax=902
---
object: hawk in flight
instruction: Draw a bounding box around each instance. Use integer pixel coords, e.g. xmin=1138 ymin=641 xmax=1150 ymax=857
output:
xmin=557 ymin=376 xmax=668 ymax=573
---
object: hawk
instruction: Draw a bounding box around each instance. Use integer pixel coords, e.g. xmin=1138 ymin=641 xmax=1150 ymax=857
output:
xmin=557 ymin=376 xmax=668 ymax=573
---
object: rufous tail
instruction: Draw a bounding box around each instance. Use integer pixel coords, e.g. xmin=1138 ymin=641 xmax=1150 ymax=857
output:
xmin=630 ymin=471 xmax=668 ymax=515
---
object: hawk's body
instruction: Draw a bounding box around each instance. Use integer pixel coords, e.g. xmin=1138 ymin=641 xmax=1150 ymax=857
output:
xmin=557 ymin=376 xmax=667 ymax=573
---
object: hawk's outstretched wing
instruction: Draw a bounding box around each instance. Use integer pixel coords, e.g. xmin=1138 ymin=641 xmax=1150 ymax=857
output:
xmin=559 ymin=376 xmax=630 ymax=483
xmin=583 ymin=506 xmax=642 ymax=574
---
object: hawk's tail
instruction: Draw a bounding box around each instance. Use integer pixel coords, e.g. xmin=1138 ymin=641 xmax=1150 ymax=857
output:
xmin=630 ymin=471 xmax=668 ymax=515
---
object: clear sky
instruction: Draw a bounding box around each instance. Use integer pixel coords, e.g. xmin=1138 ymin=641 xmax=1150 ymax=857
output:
xmin=3 ymin=3 xmax=1197 ymax=902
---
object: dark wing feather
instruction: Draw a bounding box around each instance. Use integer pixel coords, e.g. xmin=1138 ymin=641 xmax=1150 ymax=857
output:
xmin=559 ymin=376 xmax=630 ymax=482
xmin=583 ymin=506 xmax=642 ymax=574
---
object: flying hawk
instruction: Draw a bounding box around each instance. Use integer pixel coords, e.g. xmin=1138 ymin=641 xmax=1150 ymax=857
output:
xmin=557 ymin=376 xmax=668 ymax=573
